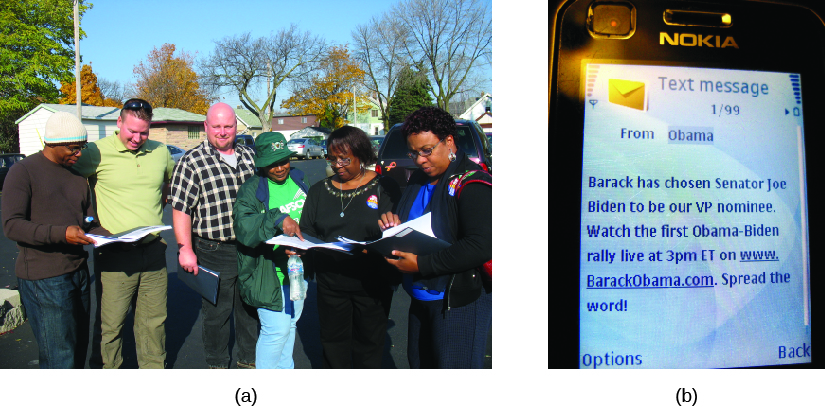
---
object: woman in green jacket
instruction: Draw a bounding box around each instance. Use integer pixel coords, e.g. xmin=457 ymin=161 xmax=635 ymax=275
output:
xmin=233 ymin=132 xmax=310 ymax=369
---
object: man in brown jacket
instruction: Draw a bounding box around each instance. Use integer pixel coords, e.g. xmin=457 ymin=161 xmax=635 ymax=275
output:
xmin=1 ymin=112 xmax=104 ymax=368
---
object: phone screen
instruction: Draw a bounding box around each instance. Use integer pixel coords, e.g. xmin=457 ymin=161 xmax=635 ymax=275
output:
xmin=578 ymin=62 xmax=811 ymax=368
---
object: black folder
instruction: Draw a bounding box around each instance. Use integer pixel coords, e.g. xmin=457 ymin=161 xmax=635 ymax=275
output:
xmin=178 ymin=266 xmax=220 ymax=305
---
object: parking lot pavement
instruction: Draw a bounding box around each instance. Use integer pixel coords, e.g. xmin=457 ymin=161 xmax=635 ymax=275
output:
xmin=0 ymin=159 xmax=491 ymax=369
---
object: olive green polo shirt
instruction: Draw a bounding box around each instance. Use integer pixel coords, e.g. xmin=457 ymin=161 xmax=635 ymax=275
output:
xmin=74 ymin=131 xmax=174 ymax=235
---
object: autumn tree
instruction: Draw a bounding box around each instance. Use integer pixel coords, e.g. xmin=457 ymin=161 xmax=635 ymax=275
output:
xmin=351 ymin=11 xmax=409 ymax=132
xmin=281 ymin=45 xmax=371 ymax=130
xmin=134 ymin=43 xmax=213 ymax=114
xmin=390 ymin=0 xmax=492 ymax=112
xmin=200 ymin=25 xmax=326 ymax=132
xmin=59 ymin=64 xmax=121 ymax=107
xmin=387 ymin=64 xmax=433 ymax=127
xmin=0 ymin=0 xmax=92 ymax=152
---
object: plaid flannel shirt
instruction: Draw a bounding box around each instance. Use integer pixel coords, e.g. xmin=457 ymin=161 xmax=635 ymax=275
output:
xmin=169 ymin=140 xmax=257 ymax=241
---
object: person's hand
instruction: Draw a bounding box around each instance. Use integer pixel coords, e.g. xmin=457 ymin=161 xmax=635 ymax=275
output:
xmin=385 ymin=250 xmax=419 ymax=273
xmin=281 ymin=216 xmax=304 ymax=241
xmin=378 ymin=212 xmax=400 ymax=231
xmin=284 ymin=247 xmax=306 ymax=257
xmin=178 ymin=246 xmax=199 ymax=274
xmin=66 ymin=225 xmax=96 ymax=246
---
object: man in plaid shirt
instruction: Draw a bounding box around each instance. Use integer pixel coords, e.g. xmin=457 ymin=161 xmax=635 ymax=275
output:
xmin=169 ymin=102 xmax=259 ymax=369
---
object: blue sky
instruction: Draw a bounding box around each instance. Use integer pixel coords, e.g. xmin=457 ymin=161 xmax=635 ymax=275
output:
xmin=78 ymin=0 xmax=494 ymax=111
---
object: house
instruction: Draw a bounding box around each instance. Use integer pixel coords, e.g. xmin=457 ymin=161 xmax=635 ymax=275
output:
xmin=270 ymin=114 xmax=320 ymax=140
xmin=459 ymin=93 xmax=492 ymax=134
xmin=235 ymin=108 xmax=263 ymax=138
xmin=347 ymin=96 xmax=385 ymax=136
xmin=289 ymin=126 xmax=331 ymax=146
xmin=15 ymin=103 xmax=208 ymax=156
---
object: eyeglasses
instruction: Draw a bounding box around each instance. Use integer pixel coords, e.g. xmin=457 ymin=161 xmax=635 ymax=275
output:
xmin=123 ymin=100 xmax=153 ymax=114
xmin=325 ymin=156 xmax=352 ymax=167
xmin=407 ymin=139 xmax=446 ymax=159
xmin=65 ymin=144 xmax=88 ymax=155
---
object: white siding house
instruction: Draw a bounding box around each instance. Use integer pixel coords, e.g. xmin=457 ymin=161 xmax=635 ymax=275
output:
xmin=15 ymin=104 xmax=120 ymax=156
xmin=459 ymin=93 xmax=492 ymax=134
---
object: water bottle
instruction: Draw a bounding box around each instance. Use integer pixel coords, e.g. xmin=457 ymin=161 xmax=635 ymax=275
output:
xmin=287 ymin=255 xmax=306 ymax=301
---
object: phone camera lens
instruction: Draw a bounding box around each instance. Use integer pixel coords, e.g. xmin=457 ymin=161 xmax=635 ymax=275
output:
xmin=590 ymin=3 xmax=634 ymax=37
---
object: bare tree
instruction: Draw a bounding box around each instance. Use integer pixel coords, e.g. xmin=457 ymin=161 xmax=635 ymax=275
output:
xmin=391 ymin=0 xmax=492 ymax=112
xmin=200 ymin=25 xmax=326 ymax=132
xmin=351 ymin=11 xmax=410 ymax=131
xmin=98 ymin=78 xmax=130 ymax=104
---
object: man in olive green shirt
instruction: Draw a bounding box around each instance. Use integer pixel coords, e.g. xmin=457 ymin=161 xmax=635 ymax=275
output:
xmin=73 ymin=98 xmax=174 ymax=369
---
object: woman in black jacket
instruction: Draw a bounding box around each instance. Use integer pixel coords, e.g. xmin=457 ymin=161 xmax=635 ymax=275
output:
xmin=380 ymin=106 xmax=492 ymax=369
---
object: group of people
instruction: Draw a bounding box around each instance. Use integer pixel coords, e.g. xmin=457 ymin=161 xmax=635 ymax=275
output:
xmin=1 ymin=99 xmax=492 ymax=369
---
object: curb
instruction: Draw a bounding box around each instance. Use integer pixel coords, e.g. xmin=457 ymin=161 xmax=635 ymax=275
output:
xmin=0 ymin=289 xmax=26 ymax=335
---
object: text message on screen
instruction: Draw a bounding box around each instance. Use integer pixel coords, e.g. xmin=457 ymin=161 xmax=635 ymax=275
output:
xmin=579 ymin=64 xmax=811 ymax=369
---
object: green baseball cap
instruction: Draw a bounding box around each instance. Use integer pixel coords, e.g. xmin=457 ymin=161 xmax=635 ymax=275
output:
xmin=254 ymin=132 xmax=296 ymax=168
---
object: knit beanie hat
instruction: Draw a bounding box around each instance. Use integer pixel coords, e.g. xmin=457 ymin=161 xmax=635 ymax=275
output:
xmin=45 ymin=112 xmax=87 ymax=146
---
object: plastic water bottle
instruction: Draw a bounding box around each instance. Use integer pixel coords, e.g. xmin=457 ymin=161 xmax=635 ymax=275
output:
xmin=287 ymin=255 xmax=306 ymax=301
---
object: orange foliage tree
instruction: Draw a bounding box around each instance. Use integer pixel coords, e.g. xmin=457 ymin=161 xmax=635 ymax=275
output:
xmin=59 ymin=64 xmax=121 ymax=107
xmin=133 ymin=44 xmax=212 ymax=114
xmin=281 ymin=45 xmax=371 ymax=129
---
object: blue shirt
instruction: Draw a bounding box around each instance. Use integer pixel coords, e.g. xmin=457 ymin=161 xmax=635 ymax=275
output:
xmin=402 ymin=183 xmax=444 ymax=301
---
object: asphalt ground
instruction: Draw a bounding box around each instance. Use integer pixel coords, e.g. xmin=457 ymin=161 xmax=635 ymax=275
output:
xmin=0 ymin=157 xmax=492 ymax=369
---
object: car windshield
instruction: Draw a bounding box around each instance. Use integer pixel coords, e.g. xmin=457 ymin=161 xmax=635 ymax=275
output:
xmin=289 ymin=139 xmax=305 ymax=144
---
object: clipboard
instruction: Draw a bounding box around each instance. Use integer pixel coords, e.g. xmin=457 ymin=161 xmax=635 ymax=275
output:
xmin=177 ymin=265 xmax=220 ymax=305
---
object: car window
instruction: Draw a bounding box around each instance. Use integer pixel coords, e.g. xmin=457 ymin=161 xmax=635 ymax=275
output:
xmin=380 ymin=127 xmax=410 ymax=159
xmin=454 ymin=126 xmax=478 ymax=157
xmin=289 ymin=139 xmax=304 ymax=144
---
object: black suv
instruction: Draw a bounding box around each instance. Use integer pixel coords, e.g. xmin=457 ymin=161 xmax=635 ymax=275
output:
xmin=236 ymin=134 xmax=255 ymax=148
xmin=376 ymin=119 xmax=491 ymax=189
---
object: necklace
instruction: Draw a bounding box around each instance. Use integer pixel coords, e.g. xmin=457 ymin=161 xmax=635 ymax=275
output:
xmin=339 ymin=169 xmax=366 ymax=217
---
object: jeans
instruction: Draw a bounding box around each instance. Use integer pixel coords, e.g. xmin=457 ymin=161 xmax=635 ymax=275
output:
xmin=17 ymin=266 xmax=90 ymax=369
xmin=256 ymin=282 xmax=306 ymax=369
xmin=194 ymin=237 xmax=259 ymax=368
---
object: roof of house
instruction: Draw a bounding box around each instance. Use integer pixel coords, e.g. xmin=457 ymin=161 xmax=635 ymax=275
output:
xmin=235 ymin=109 xmax=262 ymax=128
xmin=291 ymin=126 xmax=332 ymax=138
xmin=15 ymin=103 xmax=206 ymax=124
xmin=460 ymin=93 xmax=492 ymax=120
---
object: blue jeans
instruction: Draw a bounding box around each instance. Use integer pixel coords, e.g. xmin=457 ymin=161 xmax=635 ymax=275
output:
xmin=17 ymin=266 xmax=90 ymax=369
xmin=256 ymin=282 xmax=306 ymax=369
xmin=194 ymin=237 xmax=259 ymax=368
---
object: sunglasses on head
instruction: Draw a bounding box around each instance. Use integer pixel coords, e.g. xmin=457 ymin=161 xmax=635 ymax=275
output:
xmin=123 ymin=100 xmax=153 ymax=114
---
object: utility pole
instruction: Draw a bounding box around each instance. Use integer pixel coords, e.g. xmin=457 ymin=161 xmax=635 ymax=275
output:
xmin=73 ymin=0 xmax=81 ymax=119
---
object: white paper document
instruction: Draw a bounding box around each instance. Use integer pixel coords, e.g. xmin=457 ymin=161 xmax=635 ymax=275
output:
xmin=86 ymin=225 xmax=171 ymax=248
xmin=265 ymin=235 xmax=355 ymax=253
xmin=338 ymin=212 xmax=436 ymax=245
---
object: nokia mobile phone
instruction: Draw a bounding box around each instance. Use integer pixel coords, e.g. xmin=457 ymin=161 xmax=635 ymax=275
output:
xmin=551 ymin=0 xmax=823 ymax=368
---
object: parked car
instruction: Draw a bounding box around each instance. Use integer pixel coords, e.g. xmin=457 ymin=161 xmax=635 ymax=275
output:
xmin=287 ymin=138 xmax=324 ymax=160
xmin=167 ymin=145 xmax=185 ymax=163
xmin=236 ymin=134 xmax=255 ymax=148
xmin=0 ymin=153 xmax=26 ymax=190
xmin=375 ymin=119 xmax=491 ymax=189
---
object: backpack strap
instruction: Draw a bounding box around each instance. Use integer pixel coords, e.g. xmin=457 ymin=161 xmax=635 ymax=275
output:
xmin=448 ymin=170 xmax=492 ymax=200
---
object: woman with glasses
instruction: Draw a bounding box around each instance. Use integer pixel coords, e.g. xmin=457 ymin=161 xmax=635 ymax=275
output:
xmin=296 ymin=125 xmax=401 ymax=368
xmin=379 ymin=106 xmax=492 ymax=369
xmin=233 ymin=132 xmax=309 ymax=369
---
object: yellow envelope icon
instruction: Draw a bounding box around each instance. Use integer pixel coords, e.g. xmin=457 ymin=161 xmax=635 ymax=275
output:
xmin=609 ymin=79 xmax=646 ymax=111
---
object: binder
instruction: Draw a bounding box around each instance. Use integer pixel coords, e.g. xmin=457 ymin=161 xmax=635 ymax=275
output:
xmin=178 ymin=265 xmax=220 ymax=305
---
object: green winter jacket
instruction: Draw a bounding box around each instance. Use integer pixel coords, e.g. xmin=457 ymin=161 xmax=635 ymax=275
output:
xmin=233 ymin=169 xmax=310 ymax=311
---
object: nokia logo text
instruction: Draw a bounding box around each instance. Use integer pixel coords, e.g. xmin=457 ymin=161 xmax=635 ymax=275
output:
xmin=660 ymin=33 xmax=739 ymax=49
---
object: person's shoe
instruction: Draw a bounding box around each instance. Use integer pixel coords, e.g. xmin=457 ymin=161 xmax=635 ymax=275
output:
xmin=236 ymin=361 xmax=256 ymax=369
